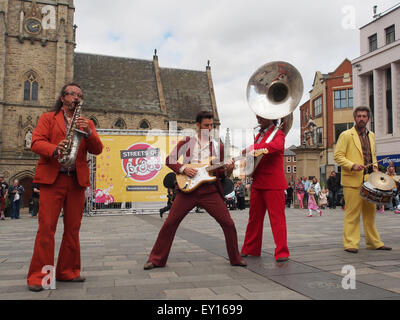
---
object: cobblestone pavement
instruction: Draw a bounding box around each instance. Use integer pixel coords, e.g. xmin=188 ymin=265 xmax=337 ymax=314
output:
xmin=1 ymin=206 xmax=400 ymax=300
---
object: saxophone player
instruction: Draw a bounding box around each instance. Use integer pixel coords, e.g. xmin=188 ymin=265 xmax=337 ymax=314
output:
xmin=27 ymin=83 xmax=103 ymax=292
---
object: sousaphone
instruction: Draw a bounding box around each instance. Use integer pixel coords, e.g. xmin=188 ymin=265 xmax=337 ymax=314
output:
xmin=245 ymin=61 xmax=304 ymax=174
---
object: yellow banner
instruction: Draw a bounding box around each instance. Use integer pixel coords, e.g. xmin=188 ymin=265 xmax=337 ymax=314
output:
xmin=95 ymin=134 xmax=181 ymax=203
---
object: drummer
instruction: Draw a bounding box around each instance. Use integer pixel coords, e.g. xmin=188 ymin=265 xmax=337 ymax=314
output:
xmin=334 ymin=106 xmax=392 ymax=253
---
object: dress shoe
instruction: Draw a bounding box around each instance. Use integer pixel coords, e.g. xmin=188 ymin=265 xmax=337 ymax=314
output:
xmin=28 ymin=284 xmax=44 ymax=292
xmin=232 ymin=259 xmax=247 ymax=267
xmin=376 ymin=246 xmax=392 ymax=251
xmin=240 ymin=253 xmax=248 ymax=257
xmin=144 ymin=261 xmax=160 ymax=270
xmin=57 ymin=276 xmax=86 ymax=282
xmin=276 ymin=257 xmax=289 ymax=263
xmin=345 ymin=248 xmax=358 ymax=253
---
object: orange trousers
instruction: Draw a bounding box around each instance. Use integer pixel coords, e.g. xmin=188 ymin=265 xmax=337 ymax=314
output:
xmin=27 ymin=174 xmax=85 ymax=286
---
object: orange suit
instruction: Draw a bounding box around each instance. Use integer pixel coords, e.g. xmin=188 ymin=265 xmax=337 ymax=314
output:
xmin=27 ymin=111 xmax=103 ymax=286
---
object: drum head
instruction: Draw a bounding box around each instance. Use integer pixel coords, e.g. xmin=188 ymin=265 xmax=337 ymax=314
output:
xmin=163 ymin=172 xmax=177 ymax=189
xmin=221 ymin=178 xmax=234 ymax=195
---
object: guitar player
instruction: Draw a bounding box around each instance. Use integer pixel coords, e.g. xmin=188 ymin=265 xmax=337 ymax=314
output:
xmin=143 ymin=111 xmax=246 ymax=269
xmin=241 ymin=115 xmax=290 ymax=263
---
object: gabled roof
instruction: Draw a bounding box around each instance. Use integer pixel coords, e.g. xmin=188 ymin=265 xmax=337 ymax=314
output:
xmin=74 ymin=52 xmax=215 ymax=122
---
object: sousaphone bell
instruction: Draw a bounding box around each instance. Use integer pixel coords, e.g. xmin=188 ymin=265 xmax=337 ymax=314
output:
xmin=246 ymin=61 xmax=304 ymax=137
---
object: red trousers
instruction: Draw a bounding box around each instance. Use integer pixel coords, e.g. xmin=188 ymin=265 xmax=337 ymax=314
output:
xmin=27 ymin=174 xmax=85 ymax=286
xmin=148 ymin=184 xmax=242 ymax=266
xmin=241 ymin=187 xmax=289 ymax=259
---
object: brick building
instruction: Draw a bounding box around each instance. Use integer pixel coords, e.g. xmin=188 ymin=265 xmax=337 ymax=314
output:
xmin=284 ymin=146 xmax=297 ymax=185
xmin=0 ymin=0 xmax=219 ymax=207
xmin=298 ymin=59 xmax=354 ymax=184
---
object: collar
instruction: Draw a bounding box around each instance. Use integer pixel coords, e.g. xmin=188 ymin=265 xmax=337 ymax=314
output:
xmin=259 ymin=124 xmax=275 ymax=135
xmin=355 ymin=126 xmax=369 ymax=137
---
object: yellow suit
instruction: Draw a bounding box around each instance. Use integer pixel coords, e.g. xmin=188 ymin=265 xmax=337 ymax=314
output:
xmin=334 ymin=126 xmax=384 ymax=250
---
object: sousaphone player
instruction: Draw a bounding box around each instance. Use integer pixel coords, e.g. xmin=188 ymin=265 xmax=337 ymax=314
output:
xmin=241 ymin=61 xmax=303 ymax=263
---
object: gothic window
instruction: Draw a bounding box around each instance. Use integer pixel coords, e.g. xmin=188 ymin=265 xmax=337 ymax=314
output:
xmin=139 ymin=120 xmax=150 ymax=130
xmin=114 ymin=118 xmax=126 ymax=129
xmin=24 ymin=72 xmax=39 ymax=101
xmin=89 ymin=116 xmax=99 ymax=128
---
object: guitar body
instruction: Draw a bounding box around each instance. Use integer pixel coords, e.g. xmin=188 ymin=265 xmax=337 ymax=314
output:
xmin=176 ymin=163 xmax=217 ymax=193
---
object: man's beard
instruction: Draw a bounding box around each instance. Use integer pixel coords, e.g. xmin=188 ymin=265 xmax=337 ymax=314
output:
xmin=356 ymin=121 xmax=366 ymax=131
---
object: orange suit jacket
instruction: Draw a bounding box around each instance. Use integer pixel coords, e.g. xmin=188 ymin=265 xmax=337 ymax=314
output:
xmin=31 ymin=111 xmax=103 ymax=187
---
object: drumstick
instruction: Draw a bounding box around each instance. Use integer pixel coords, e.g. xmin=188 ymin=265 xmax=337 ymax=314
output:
xmin=365 ymin=157 xmax=389 ymax=168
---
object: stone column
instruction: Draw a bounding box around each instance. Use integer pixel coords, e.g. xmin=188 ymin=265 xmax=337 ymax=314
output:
xmin=373 ymin=69 xmax=385 ymax=136
xmin=391 ymin=62 xmax=400 ymax=135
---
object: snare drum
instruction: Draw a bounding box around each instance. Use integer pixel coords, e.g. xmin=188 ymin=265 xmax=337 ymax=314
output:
xmin=360 ymin=182 xmax=393 ymax=205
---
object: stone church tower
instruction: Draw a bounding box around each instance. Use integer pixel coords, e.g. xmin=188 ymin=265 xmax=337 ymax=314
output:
xmin=0 ymin=0 xmax=75 ymax=206
xmin=0 ymin=0 xmax=219 ymax=207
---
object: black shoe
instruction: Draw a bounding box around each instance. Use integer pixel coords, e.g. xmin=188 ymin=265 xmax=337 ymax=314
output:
xmin=159 ymin=209 xmax=163 ymax=218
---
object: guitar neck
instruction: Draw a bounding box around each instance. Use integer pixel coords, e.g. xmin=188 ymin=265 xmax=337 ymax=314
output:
xmin=205 ymin=155 xmax=244 ymax=173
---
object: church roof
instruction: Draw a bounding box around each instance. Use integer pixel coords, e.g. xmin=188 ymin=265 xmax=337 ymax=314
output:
xmin=73 ymin=52 xmax=215 ymax=122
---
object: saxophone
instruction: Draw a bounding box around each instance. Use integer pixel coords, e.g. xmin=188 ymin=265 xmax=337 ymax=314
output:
xmin=58 ymin=101 xmax=86 ymax=167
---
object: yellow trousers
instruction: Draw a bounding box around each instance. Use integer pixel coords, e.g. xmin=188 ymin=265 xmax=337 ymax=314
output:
xmin=343 ymin=186 xmax=384 ymax=250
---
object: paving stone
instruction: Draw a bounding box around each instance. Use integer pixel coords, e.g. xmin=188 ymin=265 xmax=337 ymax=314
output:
xmin=2 ymin=207 xmax=400 ymax=300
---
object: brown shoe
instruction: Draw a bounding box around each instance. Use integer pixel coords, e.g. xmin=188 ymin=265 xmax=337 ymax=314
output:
xmin=232 ymin=259 xmax=247 ymax=267
xmin=28 ymin=284 xmax=43 ymax=292
xmin=377 ymin=246 xmax=392 ymax=251
xmin=57 ymin=276 xmax=86 ymax=282
xmin=144 ymin=261 xmax=159 ymax=270
xmin=345 ymin=248 xmax=358 ymax=253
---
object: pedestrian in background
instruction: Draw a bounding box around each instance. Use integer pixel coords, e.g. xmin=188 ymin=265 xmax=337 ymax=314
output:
xmin=295 ymin=178 xmax=305 ymax=209
xmin=31 ymin=183 xmax=40 ymax=218
xmin=8 ymin=179 xmax=24 ymax=219
xmin=327 ymin=171 xmax=339 ymax=209
xmin=235 ymin=179 xmax=246 ymax=210
xmin=0 ymin=174 xmax=8 ymax=220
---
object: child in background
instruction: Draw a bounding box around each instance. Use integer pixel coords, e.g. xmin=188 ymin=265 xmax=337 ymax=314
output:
xmin=319 ymin=189 xmax=328 ymax=209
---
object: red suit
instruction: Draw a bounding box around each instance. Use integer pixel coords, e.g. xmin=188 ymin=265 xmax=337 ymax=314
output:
xmin=27 ymin=111 xmax=103 ymax=286
xmin=147 ymin=136 xmax=243 ymax=266
xmin=241 ymin=126 xmax=289 ymax=260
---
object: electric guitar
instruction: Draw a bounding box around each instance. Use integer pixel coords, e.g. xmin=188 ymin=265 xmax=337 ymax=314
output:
xmin=176 ymin=149 xmax=268 ymax=193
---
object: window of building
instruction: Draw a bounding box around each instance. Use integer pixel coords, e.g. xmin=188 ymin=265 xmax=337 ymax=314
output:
xmin=369 ymin=33 xmax=378 ymax=52
xmin=334 ymin=89 xmax=352 ymax=109
xmin=385 ymin=25 xmax=395 ymax=45
xmin=316 ymin=127 xmax=323 ymax=145
xmin=139 ymin=120 xmax=150 ymax=129
xmin=386 ymin=68 xmax=393 ymax=134
xmin=89 ymin=116 xmax=99 ymax=128
xmin=287 ymin=156 xmax=291 ymax=162
xmin=114 ymin=118 xmax=126 ymax=129
xmin=313 ymin=96 xmax=322 ymax=117
xmin=293 ymin=156 xmax=296 ymax=162
xmin=348 ymin=88 xmax=353 ymax=108
xmin=23 ymin=72 xmax=39 ymax=101
xmin=293 ymin=166 xmax=296 ymax=173
xmin=287 ymin=166 xmax=291 ymax=173
xmin=334 ymin=89 xmax=347 ymax=109
xmin=334 ymin=123 xmax=354 ymax=142
xmin=369 ymin=74 xmax=375 ymax=132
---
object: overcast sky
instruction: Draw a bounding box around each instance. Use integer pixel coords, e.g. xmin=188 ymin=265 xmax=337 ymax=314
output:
xmin=74 ymin=0 xmax=400 ymax=148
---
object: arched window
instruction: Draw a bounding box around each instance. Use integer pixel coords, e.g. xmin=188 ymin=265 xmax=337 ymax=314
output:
xmin=24 ymin=72 xmax=39 ymax=101
xmin=139 ymin=120 xmax=150 ymax=130
xmin=89 ymin=116 xmax=99 ymax=128
xmin=114 ymin=118 xmax=126 ymax=129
